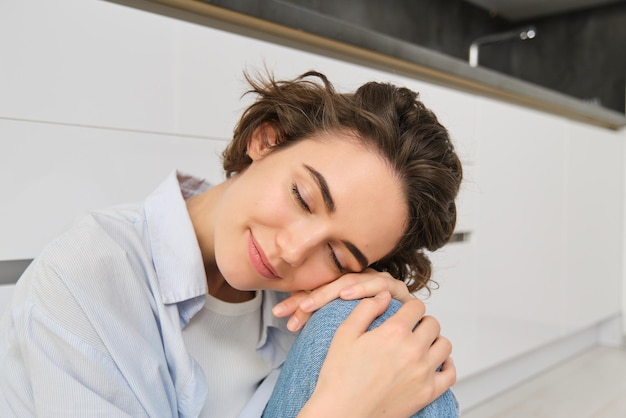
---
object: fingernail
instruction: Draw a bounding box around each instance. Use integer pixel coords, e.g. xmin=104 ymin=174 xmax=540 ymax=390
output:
xmin=376 ymin=291 xmax=390 ymax=299
xmin=339 ymin=287 xmax=355 ymax=298
xmin=287 ymin=316 xmax=300 ymax=332
xmin=300 ymin=297 xmax=314 ymax=312
xmin=272 ymin=304 xmax=284 ymax=316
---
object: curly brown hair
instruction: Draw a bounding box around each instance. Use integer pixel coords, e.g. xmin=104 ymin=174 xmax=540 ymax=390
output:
xmin=222 ymin=71 xmax=462 ymax=293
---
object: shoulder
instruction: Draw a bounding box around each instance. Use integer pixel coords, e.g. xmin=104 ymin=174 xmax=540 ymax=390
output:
xmin=41 ymin=207 xmax=150 ymax=291
xmin=14 ymin=206 xmax=159 ymax=334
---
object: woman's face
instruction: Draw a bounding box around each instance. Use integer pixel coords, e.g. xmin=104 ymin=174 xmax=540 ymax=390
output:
xmin=213 ymin=128 xmax=407 ymax=293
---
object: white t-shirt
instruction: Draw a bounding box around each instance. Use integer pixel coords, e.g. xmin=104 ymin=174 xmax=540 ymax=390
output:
xmin=182 ymin=291 xmax=273 ymax=417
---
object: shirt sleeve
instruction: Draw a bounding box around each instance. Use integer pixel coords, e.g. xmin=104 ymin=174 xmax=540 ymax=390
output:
xmin=1 ymin=235 xmax=180 ymax=418
xmin=1 ymin=256 xmax=152 ymax=417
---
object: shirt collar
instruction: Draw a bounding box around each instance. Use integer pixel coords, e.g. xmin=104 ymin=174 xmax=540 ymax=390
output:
xmin=144 ymin=171 xmax=210 ymax=310
xmin=258 ymin=290 xmax=298 ymax=367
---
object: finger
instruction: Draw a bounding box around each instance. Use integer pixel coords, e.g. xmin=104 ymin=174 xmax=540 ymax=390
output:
xmin=411 ymin=315 xmax=441 ymax=347
xmin=340 ymin=275 xmax=412 ymax=302
xmin=379 ymin=298 xmax=426 ymax=332
xmin=272 ymin=292 xmax=309 ymax=318
xmin=435 ymin=357 xmax=457 ymax=389
xmin=439 ymin=357 xmax=456 ymax=378
xmin=298 ymin=277 xmax=358 ymax=313
xmin=286 ymin=309 xmax=313 ymax=332
xmin=428 ymin=335 xmax=453 ymax=366
xmin=334 ymin=291 xmax=392 ymax=341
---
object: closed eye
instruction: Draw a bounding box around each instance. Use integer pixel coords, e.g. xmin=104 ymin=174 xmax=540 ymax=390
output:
xmin=291 ymin=183 xmax=311 ymax=213
xmin=328 ymin=244 xmax=346 ymax=274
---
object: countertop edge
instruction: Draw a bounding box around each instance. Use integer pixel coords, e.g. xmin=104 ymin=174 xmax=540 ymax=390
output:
xmin=0 ymin=259 xmax=32 ymax=285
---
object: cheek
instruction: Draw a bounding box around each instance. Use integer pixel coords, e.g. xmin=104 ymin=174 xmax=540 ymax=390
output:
xmin=212 ymin=224 xmax=239 ymax=277
xmin=248 ymin=185 xmax=292 ymax=223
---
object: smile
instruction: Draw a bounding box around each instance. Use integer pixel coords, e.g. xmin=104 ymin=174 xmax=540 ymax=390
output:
xmin=248 ymin=231 xmax=280 ymax=280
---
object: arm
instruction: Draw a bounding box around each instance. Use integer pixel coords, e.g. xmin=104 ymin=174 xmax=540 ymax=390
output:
xmin=263 ymin=291 xmax=457 ymax=418
xmin=11 ymin=303 xmax=147 ymax=417
xmin=1 ymin=256 xmax=176 ymax=417
xmin=298 ymin=292 xmax=455 ymax=417
xmin=273 ymin=268 xmax=414 ymax=331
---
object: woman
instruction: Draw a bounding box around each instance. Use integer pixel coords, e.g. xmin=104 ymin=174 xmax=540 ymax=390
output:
xmin=0 ymin=70 xmax=461 ymax=417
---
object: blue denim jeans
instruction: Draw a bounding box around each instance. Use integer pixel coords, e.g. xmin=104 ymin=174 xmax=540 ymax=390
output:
xmin=263 ymin=298 xmax=459 ymax=417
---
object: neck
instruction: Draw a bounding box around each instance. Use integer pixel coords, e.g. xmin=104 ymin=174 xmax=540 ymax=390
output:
xmin=208 ymin=278 xmax=256 ymax=303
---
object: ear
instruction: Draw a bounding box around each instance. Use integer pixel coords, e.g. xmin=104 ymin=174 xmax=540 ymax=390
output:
xmin=247 ymin=123 xmax=279 ymax=161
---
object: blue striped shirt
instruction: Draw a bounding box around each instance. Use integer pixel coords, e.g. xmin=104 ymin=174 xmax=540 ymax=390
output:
xmin=0 ymin=171 xmax=295 ymax=417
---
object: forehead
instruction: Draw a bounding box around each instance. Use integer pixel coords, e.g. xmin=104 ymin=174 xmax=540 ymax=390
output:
xmin=283 ymin=134 xmax=408 ymax=260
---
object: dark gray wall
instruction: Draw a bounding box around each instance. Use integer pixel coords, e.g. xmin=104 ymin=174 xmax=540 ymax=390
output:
xmin=283 ymin=0 xmax=509 ymax=59
xmin=283 ymin=0 xmax=626 ymax=113
xmin=481 ymin=3 xmax=626 ymax=112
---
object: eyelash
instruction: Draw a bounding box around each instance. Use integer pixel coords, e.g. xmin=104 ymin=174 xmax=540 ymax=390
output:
xmin=291 ymin=183 xmax=345 ymax=273
xmin=291 ymin=183 xmax=311 ymax=213
xmin=328 ymin=244 xmax=345 ymax=273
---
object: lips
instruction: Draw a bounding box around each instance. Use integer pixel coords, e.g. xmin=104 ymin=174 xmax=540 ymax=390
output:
xmin=248 ymin=231 xmax=279 ymax=280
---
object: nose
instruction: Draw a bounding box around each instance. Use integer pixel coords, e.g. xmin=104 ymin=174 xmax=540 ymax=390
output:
xmin=276 ymin=220 xmax=325 ymax=267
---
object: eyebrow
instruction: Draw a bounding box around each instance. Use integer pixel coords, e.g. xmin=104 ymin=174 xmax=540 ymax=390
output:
xmin=303 ymin=164 xmax=369 ymax=271
xmin=304 ymin=164 xmax=335 ymax=212
xmin=343 ymin=241 xmax=369 ymax=271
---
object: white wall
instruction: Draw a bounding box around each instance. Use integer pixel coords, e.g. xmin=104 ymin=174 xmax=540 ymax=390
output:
xmin=425 ymin=100 xmax=625 ymax=379
xmin=2 ymin=0 xmax=625 ymax=411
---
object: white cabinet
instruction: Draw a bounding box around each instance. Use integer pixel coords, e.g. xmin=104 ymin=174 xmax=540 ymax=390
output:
xmin=0 ymin=118 xmax=227 ymax=259
xmin=1 ymin=0 xmax=624 ymax=397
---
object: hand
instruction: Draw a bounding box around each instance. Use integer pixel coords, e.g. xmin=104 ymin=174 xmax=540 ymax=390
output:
xmin=298 ymin=291 xmax=456 ymax=418
xmin=273 ymin=268 xmax=413 ymax=331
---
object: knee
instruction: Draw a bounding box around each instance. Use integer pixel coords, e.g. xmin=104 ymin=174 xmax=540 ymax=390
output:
xmin=300 ymin=299 xmax=358 ymax=341
xmin=305 ymin=297 xmax=403 ymax=334
xmin=291 ymin=298 xmax=404 ymax=370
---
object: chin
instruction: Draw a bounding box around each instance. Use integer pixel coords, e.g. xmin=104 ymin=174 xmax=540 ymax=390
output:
xmin=220 ymin=269 xmax=262 ymax=292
